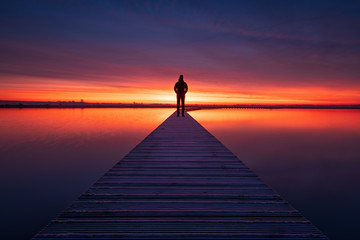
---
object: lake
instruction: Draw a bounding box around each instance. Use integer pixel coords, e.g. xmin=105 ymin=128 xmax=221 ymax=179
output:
xmin=1 ymin=108 xmax=359 ymax=239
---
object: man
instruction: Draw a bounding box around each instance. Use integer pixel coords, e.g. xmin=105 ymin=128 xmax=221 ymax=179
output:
xmin=174 ymin=74 xmax=188 ymax=117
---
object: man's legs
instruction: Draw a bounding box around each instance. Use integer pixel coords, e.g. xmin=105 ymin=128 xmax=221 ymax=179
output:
xmin=181 ymin=95 xmax=185 ymax=116
xmin=177 ymin=95 xmax=180 ymax=116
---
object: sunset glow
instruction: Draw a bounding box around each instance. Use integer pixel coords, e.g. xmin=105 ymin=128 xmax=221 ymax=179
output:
xmin=1 ymin=77 xmax=359 ymax=104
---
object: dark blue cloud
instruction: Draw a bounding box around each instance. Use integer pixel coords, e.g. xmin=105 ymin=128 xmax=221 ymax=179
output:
xmin=1 ymin=0 xmax=359 ymax=89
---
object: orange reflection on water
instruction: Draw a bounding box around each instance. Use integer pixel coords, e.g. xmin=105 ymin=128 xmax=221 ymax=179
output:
xmin=190 ymin=108 xmax=360 ymax=130
xmin=0 ymin=108 xmax=173 ymax=151
xmin=0 ymin=108 xmax=174 ymax=240
xmin=191 ymin=109 xmax=360 ymax=240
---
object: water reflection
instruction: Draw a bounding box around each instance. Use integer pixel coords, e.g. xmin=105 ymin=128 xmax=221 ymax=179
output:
xmin=190 ymin=109 xmax=360 ymax=239
xmin=0 ymin=108 xmax=173 ymax=239
xmin=1 ymin=108 xmax=359 ymax=239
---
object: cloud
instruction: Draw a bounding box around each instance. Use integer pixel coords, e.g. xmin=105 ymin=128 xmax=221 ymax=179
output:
xmin=0 ymin=1 xmax=360 ymax=103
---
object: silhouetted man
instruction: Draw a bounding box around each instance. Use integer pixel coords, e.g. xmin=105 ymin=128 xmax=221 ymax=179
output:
xmin=174 ymin=74 xmax=188 ymax=117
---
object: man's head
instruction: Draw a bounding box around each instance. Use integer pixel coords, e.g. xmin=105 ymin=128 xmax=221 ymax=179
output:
xmin=179 ymin=75 xmax=184 ymax=82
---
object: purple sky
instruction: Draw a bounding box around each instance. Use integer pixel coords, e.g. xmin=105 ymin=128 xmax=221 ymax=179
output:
xmin=1 ymin=0 xmax=360 ymax=103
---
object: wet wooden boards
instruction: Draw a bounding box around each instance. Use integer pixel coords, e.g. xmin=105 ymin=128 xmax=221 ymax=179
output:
xmin=33 ymin=111 xmax=327 ymax=239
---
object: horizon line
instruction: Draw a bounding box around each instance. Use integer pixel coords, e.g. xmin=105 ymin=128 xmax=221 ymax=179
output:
xmin=1 ymin=100 xmax=360 ymax=109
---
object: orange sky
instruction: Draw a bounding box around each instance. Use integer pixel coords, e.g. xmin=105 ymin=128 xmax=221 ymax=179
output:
xmin=1 ymin=75 xmax=359 ymax=104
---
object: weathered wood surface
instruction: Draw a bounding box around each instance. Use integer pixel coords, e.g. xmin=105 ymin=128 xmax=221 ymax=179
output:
xmin=33 ymin=112 xmax=327 ymax=239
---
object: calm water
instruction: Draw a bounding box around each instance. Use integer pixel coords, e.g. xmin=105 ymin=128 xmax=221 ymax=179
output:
xmin=1 ymin=108 xmax=359 ymax=239
xmin=191 ymin=109 xmax=360 ymax=239
xmin=0 ymin=108 xmax=173 ymax=239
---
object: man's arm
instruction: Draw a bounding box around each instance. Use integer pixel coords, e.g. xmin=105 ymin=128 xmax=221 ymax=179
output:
xmin=174 ymin=83 xmax=178 ymax=93
xmin=184 ymin=83 xmax=188 ymax=94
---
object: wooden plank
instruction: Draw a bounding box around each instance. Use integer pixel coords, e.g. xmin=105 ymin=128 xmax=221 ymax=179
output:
xmin=33 ymin=111 xmax=327 ymax=239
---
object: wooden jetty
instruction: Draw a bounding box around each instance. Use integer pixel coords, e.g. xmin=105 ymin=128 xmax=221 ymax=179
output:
xmin=33 ymin=112 xmax=327 ymax=239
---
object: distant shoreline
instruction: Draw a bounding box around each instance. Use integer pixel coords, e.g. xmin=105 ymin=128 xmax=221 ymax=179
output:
xmin=1 ymin=101 xmax=360 ymax=109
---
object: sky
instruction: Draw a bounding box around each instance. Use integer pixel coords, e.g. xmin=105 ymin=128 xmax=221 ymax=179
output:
xmin=1 ymin=0 xmax=360 ymax=104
